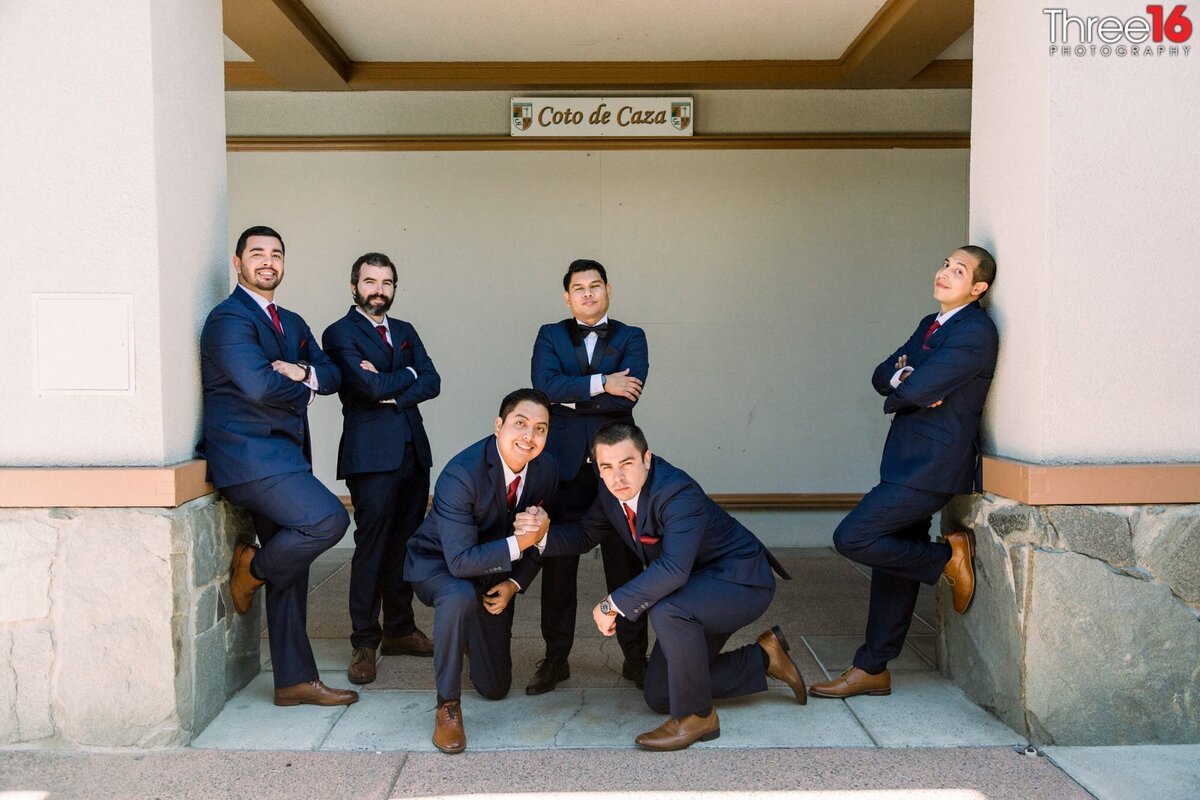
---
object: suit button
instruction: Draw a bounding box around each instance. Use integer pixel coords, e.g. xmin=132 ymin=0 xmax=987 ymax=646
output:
xmin=298 ymin=429 xmax=304 ymax=437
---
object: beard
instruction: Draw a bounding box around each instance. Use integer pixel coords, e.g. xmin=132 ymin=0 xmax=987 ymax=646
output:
xmin=354 ymin=288 xmax=394 ymax=315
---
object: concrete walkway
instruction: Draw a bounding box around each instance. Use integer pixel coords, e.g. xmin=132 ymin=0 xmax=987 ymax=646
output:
xmin=4 ymin=548 xmax=1197 ymax=799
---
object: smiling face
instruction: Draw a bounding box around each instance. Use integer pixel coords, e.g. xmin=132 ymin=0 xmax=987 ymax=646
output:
xmin=352 ymin=264 xmax=396 ymax=318
xmin=933 ymin=249 xmax=988 ymax=312
xmin=494 ymin=400 xmax=550 ymax=473
xmin=594 ymin=439 xmax=652 ymax=503
xmin=563 ymin=269 xmax=611 ymax=326
xmin=234 ymin=235 xmax=285 ymax=298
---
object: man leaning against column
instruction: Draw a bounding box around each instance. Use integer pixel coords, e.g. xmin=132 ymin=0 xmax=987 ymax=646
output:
xmin=200 ymin=225 xmax=356 ymax=708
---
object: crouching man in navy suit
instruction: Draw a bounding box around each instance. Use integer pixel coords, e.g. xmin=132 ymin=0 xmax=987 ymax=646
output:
xmin=526 ymin=422 xmax=807 ymax=751
xmin=404 ymin=389 xmax=559 ymax=754
xmin=322 ymin=252 xmax=441 ymax=686
xmin=812 ymin=246 xmax=998 ymax=700
xmin=201 ymin=226 xmax=356 ymax=708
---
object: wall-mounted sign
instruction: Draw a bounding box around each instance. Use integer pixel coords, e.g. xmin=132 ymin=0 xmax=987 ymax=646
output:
xmin=511 ymin=97 xmax=693 ymax=137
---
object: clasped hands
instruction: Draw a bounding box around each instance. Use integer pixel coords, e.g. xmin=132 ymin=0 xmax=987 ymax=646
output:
xmin=482 ymin=507 xmax=552 ymax=615
xmin=894 ymin=354 xmax=943 ymax=409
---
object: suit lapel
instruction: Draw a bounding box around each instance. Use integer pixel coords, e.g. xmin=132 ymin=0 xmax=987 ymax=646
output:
xmin=232 ymin=288 xmax=285 ymax=353
xmin=484 ymin=437 xmax=509 ymax=522
xmin=563 ymin=319 xmax=592 ymax=375
xmin=349 ymin=308 xmax=393 ymax=362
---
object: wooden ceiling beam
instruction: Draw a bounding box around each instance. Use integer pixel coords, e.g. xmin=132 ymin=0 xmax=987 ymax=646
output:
xmin=840 ymin=0 xmax=974 ymax=88
xmin=222 ymin=0 xmax=349 ymax=90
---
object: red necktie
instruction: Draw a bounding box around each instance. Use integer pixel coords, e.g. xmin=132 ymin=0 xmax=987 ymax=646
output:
xmin=375 ymin=324 xmax=392 ymax=352
xmin=267 ymin=303 xmax=284 ymax=336
xmin=506 ymin=476 xmax=520 ymax=512
xmin=922 ymin=320 xmax=941 ymax=350
xmin=623 ymin=503 xmax=637 ymax=543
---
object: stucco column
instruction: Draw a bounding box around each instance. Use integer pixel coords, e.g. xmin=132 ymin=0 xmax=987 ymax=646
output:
xmin=0 ymin=1 xmax=254 ymax=748
xmin=943 ymin=2 xmax=1200 ymax=745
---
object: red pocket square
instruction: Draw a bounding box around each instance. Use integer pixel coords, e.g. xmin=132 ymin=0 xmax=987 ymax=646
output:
xmin=299 ymin=337 xmax=307 ymax=348
xmin=399 ymin=340 xmax=410 ymax=350
xmin=639 ymin=535 xmax=661 ymax=545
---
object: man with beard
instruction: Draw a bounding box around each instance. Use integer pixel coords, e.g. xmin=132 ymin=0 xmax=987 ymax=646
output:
xmin=202 ymin=225 xmax=356 ymax=707
xmin=322 ymin=252 xmax=442 ymax=685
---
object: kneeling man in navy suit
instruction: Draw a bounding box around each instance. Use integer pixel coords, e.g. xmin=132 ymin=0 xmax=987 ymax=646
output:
xmin=528 ymin=422 xmax=806 ymax=751
xmin=812 ymin=246 xmax=998 ymax=700
xmin=404 ymin=389 xmax=559 ymax=754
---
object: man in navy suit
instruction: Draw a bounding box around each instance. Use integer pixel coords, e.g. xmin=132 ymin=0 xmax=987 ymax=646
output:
xmin=322 ymin=252 xmax=441 ymax=686
xmin=201 ymin=226 xmax=356 ymax=707
xmin=812 ymin=246 xmax=999 ymax=699
xmin=526 ymin=422 xmax=807 ymax=751
xmin=526 ymin=259 xmax=650 ymax=695
xmin=404 ymin=389 xmax=559 ymax=754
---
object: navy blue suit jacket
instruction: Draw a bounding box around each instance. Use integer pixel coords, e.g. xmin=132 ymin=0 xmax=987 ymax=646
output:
xmin=321 ymin=308 xmax=440 ymax=479
xmin=531 ymin=318 xmax=649 ymax=480
xmin=404 ymin=436 xmax=559 ymax=591
xmin=199 ymin=287 xmax=340 ymax=489
xmin=872 ymin=301 xmax=999 ymax=495
xmin=544 ymin=456 xmax=786 ymax=622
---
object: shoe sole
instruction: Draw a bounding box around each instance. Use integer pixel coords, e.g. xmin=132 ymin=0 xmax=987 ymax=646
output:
xmin=768 ymin=626 xmax=808 ymax=705
xmin=433 ymin=740 xmax=466 ymax=755
xmin=347 ymin=673 xmax=376 ymax=686
xmin=229 ymin=543 xmax=258 ymax=615
xmin=273 ymin=696 xmax=360 ymax=707
xmin=380 ymin=648 xmax=434 ymax=657
xmin=636 ymin=728 xmax=721 ymax=751
xmin=955 ymin=530 xmax=977 ymax=614
xmin=809 ymin=688 xmax=891 ymax=698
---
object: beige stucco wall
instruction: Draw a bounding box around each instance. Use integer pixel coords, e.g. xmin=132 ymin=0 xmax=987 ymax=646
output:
xmin=226 ymin=147 xmax=970 ymax=497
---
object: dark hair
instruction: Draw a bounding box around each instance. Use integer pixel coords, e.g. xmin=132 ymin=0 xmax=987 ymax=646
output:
xmin=959 ymin=245 xmax=997 ymax=294
xmin=351 ymin=252 xmax=397 ymax=284
xmin=498 ymin=388 xmax=551 ymax=421
xmin=235 ymin=226 xmax=284 ymax=258
xmin=592 ymin=421 xmax=649 ymax=457
xmin=562 ymin=259 xmax=608 ymax=291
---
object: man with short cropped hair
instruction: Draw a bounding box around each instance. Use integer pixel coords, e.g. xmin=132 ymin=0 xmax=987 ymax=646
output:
xmin=323 ymin=252 xmax=441 ymax=686
xmin=526 ymin=421 xmax=806 ymax=751
xmin=201 ymin=225 xmax=355 ymax=708
xmin=527 ymin=258 xmax=650 ymax=695
xmin=404 ymin=389 xmax=559 ymax=754
xmin=812 ymin=246 xmax=999 ymax=700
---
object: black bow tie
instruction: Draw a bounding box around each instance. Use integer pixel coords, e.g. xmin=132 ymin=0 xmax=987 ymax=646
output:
xmin=578 ymin=322 xmax=609 ymax=339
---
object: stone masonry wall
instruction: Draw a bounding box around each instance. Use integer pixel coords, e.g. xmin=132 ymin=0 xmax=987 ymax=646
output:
xmin=938 ymin=494 xmax=1200 ymax=745
xmin=0 ymin=496 xmax=260 ymax=747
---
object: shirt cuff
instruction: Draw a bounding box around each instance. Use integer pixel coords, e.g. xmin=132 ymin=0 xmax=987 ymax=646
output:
xmin=890 ymin=367 xmax=914 ymax=389
xmin=607 ymin=594 xmax=625 ymax=617
xmin=589 ymin=373 xmax=604 ymax=397
xmin=305 ymin=371 xmax=320 ymax=391
xmin=507 ymin=535 xmax=521 ymax=561
xmin=407 ymin=366 xmax=418 ymax=379
xmin=508 ymin=577 xmax=522 ymax=591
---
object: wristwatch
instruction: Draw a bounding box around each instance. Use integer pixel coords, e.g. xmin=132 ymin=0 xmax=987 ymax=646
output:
xmin=600 ymin=373 xmax=608 ymax=387
xmin=297 ymin=360 xmax=311 ymax=382
xmin=599 ymin=596 xmax=617 ymax=616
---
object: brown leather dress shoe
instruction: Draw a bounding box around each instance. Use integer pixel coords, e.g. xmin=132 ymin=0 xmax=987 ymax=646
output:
xmin=809 ymin=667 xmax=891 ymax=698
xmin=433 ymin=700 xmax=466 ymax=754
xmin=942 ymin=531 xmax=976 ymax=614
xmin=756 ymin=625 xmax=807 ymax=704
xmin=347 ymin=647 xmax=377 ymax=685
xmin=635 ymin=711 xmax=720 ymax=751
xmin=381 ymin=629 xmax=435 ymax=657
xmin=229 ymin=542 xmax=265 ymax=615
xmin=273 ymin=679 xmax=359 ymax=707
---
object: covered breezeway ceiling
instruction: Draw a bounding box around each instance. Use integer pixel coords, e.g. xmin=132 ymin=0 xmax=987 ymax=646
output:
xmin=223 ymin=0 xmax=973 ymax=91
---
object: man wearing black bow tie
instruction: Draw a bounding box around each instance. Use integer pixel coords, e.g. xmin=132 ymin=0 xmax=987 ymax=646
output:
xmin=322 ymin=252 xmax=441 ymax=686
xmin=525 ymin=259 xmax=650 ymax=694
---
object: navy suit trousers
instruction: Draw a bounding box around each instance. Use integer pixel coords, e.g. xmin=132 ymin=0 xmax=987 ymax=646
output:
xmin=222 ymin=471 xmax=349 ymax=688
xmin=832 ymin=481 xmax=953 ymax=673
xmin=539 ymin=461 xmax=648 ymax=662
xmin=642 ymin=573 xmax=774 ymax=719
xmin=413 ymin=573 xmax=515 ymax=702
xmin=345 ymin=443 xmax=430 ymax=649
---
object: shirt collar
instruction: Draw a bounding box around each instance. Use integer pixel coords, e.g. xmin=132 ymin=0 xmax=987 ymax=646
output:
xmin=935 ymin=303 xmax=971 ymax=326
xmin=355 ymin=306 xmax=387 ymax=327
xmin=575 ymin=314 xmax=609 ymax=330
xmin=495 ymin=440 xmax=529 ymax=489
xmin=238 ymin=283 xmax=275 ymax=312
xmin=622 ymin=492 xmax=641 ymax=515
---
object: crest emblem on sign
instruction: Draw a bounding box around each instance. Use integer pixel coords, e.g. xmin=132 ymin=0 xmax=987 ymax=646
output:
xmin=670 ymin=102 xmax=691 ymax=131
xmin=512 ymin=102 xmax=533 ymax=131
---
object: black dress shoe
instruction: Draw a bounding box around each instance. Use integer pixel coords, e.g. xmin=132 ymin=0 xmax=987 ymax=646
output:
xmin=525 ymin=657 xmax=569 ymax=695
xmin=621 ymin=656 xmax=648 ymax=689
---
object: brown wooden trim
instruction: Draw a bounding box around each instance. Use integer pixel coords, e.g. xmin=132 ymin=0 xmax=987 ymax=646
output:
xmin=225 ymin=57 xmax=972 ymax=92
xmin=983 ymin=456 xmax=1200 ymax=505
xmin=841 ymin=0 xmax=974 ymax=88
xmin=905 ymin=59 xmax=972 ymax=88
xmin=338 ymin=492 xmax=862 ymax=514
xmin=226 ymin=133 xmax=969 ymax=152
xmin=222 ymin=0 xmax=349 ymax=90
xmin=0 ymin=460 xmax=214 ymax=509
